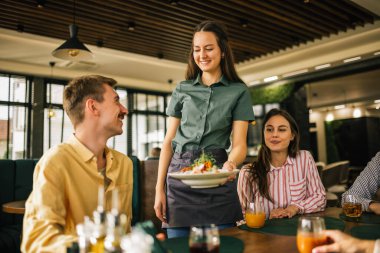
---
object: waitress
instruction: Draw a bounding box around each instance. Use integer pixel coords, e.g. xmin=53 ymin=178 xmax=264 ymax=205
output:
xmin=154 ymin=20 xmax=255 ymax=238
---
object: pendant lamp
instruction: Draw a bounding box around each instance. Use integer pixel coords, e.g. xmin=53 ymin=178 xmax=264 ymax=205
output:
xmin=52 ymin=0 xmax=92 ymax=61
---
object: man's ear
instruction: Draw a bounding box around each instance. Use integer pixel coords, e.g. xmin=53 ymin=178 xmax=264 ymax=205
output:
xmin=85 ymin=99 xmax=99 ymax=115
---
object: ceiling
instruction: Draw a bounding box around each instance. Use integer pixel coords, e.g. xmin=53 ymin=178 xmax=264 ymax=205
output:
xmin=0 ymin=0 xmax=379 ymax=91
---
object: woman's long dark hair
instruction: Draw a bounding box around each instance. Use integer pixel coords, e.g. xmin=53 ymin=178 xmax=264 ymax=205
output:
xmin=185 ymin=20 xmax=244 ymax=83
xmin=248 ymin=109 xmax=300 ymax=202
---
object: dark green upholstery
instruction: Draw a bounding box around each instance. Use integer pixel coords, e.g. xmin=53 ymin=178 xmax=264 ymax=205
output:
xmin=14 ymin=160 xmax=36 ymax=201
xmin=131 ymin=156 xmax=141 ymax=225
xmin=0 ymin=160 xmax=15 ymax=226
xmin=14 ymin=159 xmax=38 ymax=225
xmin=0 ymin=159 xmax=36 ymax=253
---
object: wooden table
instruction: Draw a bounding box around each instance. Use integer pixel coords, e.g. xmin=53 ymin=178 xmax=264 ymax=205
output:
xmin=221 ymin=226 xmax=298 ymax=253
xmin=2 ymin=200 xmax=26 ymax=214
xmin=219 ymin=207 xmax=354 ymax=253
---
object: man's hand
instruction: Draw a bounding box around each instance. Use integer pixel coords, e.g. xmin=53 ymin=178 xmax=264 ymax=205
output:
xmin=369 ymin=202 xmax=380 ymax=215
xmin=312 ymin=230 xmax=375 ymax=253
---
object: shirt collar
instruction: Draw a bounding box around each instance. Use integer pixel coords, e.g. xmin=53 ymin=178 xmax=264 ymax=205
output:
xmin=269 ymin=155 xmax=294 ymax=171
xmin=67 ymin=135 xmax=111 ymax=163
xmin=191 ymin=73 xmax=230 ymax=86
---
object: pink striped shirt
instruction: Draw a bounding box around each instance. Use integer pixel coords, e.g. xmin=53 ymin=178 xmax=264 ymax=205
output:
xmin=238 ymin=150 xmax=326 ymax=218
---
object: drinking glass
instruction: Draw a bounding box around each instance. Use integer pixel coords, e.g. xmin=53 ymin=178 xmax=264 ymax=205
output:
xmin=297 ymin=217 xmax=327 ymax=253
xmin=189 ymin=224 xmax=220 ymax=253
xmin=342 ymin=194 xmax=362 ymax=217
xmin=245 ymin=202 xmax=266 ymax=228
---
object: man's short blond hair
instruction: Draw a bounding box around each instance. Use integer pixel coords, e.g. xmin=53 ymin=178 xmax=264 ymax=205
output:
xmin=63 ymin=75 xmax=117 ymax=127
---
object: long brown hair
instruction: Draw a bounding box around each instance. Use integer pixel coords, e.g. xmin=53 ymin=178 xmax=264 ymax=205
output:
xmin=185 ymin=20 xmax=243 ymax=83
xmin=248 ymin=109 xmax=300 ymax=202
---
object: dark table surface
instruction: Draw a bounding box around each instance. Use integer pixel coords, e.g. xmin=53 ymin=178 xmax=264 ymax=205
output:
xmin=219 ymin=207 xmax=371 ymax=253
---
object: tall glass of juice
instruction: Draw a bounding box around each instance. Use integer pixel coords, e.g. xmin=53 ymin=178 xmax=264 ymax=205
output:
xmin=297 ymin=217 xmax=327 ymax=253
xmin=245 ymin=202 xmax=266 ymax=228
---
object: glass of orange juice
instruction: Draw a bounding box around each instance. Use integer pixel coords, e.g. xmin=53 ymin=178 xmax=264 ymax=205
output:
xmin=297 ymin=217 xmax=327 ymax=253
xmin=245 ymin=202 xmax=266 ymax=228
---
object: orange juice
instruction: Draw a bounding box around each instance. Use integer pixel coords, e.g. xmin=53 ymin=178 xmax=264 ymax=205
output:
xmin=245 ymin=212 xmax=266 ymax=228
xmin=297 ymin=233 xmax=327 ymax=253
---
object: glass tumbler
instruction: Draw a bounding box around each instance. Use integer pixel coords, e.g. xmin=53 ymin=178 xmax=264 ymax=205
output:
xmin=189 ymin=224 xmax=220 ymax=253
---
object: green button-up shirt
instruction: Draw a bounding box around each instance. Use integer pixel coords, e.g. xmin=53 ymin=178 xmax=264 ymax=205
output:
xmin=167 ymin=75 xmax=255 ymax=153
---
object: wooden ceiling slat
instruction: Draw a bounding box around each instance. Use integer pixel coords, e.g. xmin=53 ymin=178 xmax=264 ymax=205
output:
xmin=139 ymin=0 xmax=296 ymax=49
xmin=292 ymin=0 xmax=351 ymax=31
xmin=268 ymin=0 xmax=346 ymax=32
xmin=193 ymin=0 xmax=314 ymax=42
xmin=0 ymin=12 xmax=191 ymax=62
xmin=234 ymin=0 xmax=322 ymax=37
xmin=0 ymin=3 xmax=194 ymax=49
xmin=332 ymin=0 xmax=376 ymax=23
xmin=309 ymin=0 xmax=352 ymax=23
xmin=249 ymin=0 xmax=332 ymax=35
xmin=101 ymin=0 xmax=194 ymax=31
xmin=0 ymin=0 xmax=378 ymax=64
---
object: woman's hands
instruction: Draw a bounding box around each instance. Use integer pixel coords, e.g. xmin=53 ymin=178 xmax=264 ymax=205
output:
xmin=223 ymin=160 xmax=237 ymax=171
xmin=269 ymin=205 xmax=299 ymax=219
xmin=154 ymin=188 xmax=167 ymax=223
xmin=223 ymin=160 xmax=237 ymax=181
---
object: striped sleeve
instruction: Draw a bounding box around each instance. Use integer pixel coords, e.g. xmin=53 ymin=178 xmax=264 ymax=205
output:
xmin=237 ymin=165 xmax=254 ymax=215
xmin=290 ymin=151 xmax=326 ymax=214
xmin=342 ymin=151 xmax=380 ymax=212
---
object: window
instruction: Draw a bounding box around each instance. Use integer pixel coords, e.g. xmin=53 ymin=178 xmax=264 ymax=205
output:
xmin=127 ymin=90 xmax=168 ymax=160
xmin=0 ymin=74 xmax=31 ymax=159
xmin=44 ymin=81 xmax=73 ymax=152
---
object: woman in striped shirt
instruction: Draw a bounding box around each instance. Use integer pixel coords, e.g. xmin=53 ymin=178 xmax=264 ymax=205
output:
xmin=238 ymin=109 xmax=326 ymax=219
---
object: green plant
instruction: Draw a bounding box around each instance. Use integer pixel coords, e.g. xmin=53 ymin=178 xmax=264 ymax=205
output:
xmin=250 ymin=82 xmax=294 ymax=105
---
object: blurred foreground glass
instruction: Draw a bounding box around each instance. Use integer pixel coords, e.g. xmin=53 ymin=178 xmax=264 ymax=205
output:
xmin=245 ymin=202 xmax=265 ymax=228
xmin=297 ymin=217 xmax=327 ymax=253
xmin=189 ymin=224 xmax=220 ymax=253
xmin=342 ymin=194 xmax=362 ymax=217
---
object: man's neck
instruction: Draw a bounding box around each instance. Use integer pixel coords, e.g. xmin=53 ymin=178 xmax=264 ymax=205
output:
xmin=74 ymin=127 xmax=107 ymax=159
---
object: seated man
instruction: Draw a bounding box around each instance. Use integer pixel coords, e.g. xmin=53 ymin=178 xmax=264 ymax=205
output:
xmin=146 ymin=147 xmax=161 ymax=160
xmin=342 ymin=151 xmax=380 ymax=214
xmin=21 ymin=75 xmax=133 ymax=253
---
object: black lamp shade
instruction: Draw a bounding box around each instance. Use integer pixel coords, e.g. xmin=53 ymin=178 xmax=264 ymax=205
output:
xmin=52 ymin=24 xmax=92 ymax=61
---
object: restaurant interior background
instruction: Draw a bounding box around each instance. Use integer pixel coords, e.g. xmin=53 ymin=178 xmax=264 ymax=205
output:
xmin=0 ymin=0 xmax=379 ymax=169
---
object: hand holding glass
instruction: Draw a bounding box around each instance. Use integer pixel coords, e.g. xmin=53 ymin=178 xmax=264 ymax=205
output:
xmin=245 ymin=202 xmax=266 ymax=228
xmin=297 ymin=217 xmax=328 ymax=253
xmin=342 ymin=194 xmax=362 ymax=218
xmin=189 ymin=224 xmax=220 ymax=253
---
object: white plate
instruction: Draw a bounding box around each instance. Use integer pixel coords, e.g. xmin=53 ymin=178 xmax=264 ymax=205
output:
xmin=168 ymin=169 xmax=239 ymax=188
